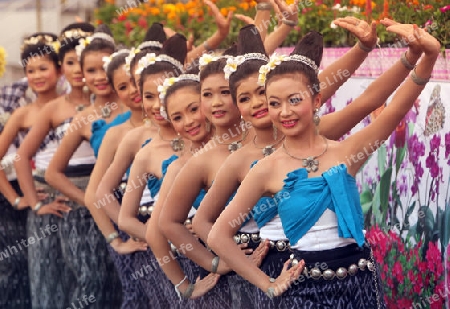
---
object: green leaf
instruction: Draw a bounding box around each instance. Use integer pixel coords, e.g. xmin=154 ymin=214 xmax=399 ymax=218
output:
xmin=380 ymin=167 xmax=393 ymax=220
xmin=395 ymin=145 xmax=407 ymax=174
xmin=403 ymin=202 xmax=416 ymax=231
xmin=377 ymin=145 xmax=387 ymax=176
xmin=439 ymin=203 xmax=450 ymax=250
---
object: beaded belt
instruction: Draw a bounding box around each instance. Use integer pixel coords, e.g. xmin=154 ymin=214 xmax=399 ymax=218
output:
xmin=138 ymin=202 xmax=154 ymax=216
xmin=234 ymin=232 xmax=261 ymax=245
xmin=268 ymin=240 xmax=291 ymax=251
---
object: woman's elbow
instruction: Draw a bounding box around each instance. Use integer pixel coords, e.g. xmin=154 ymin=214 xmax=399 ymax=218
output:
xmin=207 ymin=225 xmax=221 ymax=252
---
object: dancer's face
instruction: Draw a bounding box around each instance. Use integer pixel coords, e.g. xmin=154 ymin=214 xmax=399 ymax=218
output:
xmin=83 ymin=51 xmax=113 ymax=96
xmin=112 ymin=65 xmax=137 ymax=109
xmin=166 ymin=86 xmax=208 ymax=142
xmin=25 ymin=56 xmax=60 ymax=94
xmin=235 ymin=74 xmax=270 ymax=129
xmin=61 ymin=50 xmax=84 ymax=88
xmin=201 ymin=73 xmax=240 ymax=127
xmin=142 ymin=72 xmax=168 ymax=126
xmin=267 ymin=73 xmax=321 ymax=137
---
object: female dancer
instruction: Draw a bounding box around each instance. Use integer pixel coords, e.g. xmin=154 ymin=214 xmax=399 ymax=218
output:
xmin=116 ymin=33 xmax=193 ymax=308
xmin=208 ymin=22 xmax=440 ymax=308
xmin=5 ymin=32 xmax=73 ymax=309
xmin=194 ymin=17 xmax=423 ymax=308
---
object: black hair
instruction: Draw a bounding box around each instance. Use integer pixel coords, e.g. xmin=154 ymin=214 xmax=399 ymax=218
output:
xmin=138 ymin=33 xmax=187 ymax=93
xmin=138 ymin=22 xmax=167 ymax=52
xmin=164 ymin=66 xmax=200 ymax=112
xmin=229 ymin=25 xmax=268 ymax=104
xmin=265 ymin=31 xmax=323 ymax=96
xmin=20 ymin=32 xmax=60 ymax=70
xmin=58 ymin=22 xmax=95 ymax=62
xmin=106 ymin=51 xmax=129 ymax=91
xmin=80 ymin=24 xmax=115 ymax=70
xmin=199 ymin=43 xmax=238 ymax=83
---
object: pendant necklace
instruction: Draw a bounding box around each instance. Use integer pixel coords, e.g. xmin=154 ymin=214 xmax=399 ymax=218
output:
xmin=158 ymin=128 xmax=184 ymax=152
xmin=282 ymin=136 xmax=329 ymax=173
xmin=216 ymin=128 xmax=249 ymax=153
xmin=252 ymin=135 xmax=285 ymax=157
xmin=65 ymin=94 xmax=89 ymax=113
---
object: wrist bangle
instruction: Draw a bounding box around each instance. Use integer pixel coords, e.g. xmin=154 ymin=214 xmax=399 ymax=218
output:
xmin=12 ymin=197 xmax=21 ymax=209
xmin=281 ymin=19 xmax=297 ymax=27
xmin=182 ymin=283 xmax=195 ymax=299
xmin=400 ymin=51 xmax=416 ymax=70
xmin=269 ymin=277 xmax=275 ymax=283
xmin=211 ymin=256 xmax=220 ymax=273
xmin=266 ymin=287 xmax=276 ymax=299
xmin=256 ymin=2 xmax=273 ymax=10
xmin=203 ymin=41 xmax=212 ymax=52
xmin=410 ymin=67 xmax=430 ymax=86
xmin=358 ymin=41 xmax=374 ymax=53
xmin=174 ymin=276 xmax=188 ymax=300
xmin=33 ymin=201 xmax=43 ymax=212
xmin=105 ymin=231 xmax=119 ymax=244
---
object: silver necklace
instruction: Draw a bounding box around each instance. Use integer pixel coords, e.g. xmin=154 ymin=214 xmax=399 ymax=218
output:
xmin=65 ymin=94 xmax=89 ymax=112
xmin=282 ymin=136 xmax=328 ymax=173
xmin=252 ymin=135 xmax=284 ymax=157
xmin=158 ymin=128 xmax=184 ymax=152
xmin=216 ymin=129 xmax=249 ymax=153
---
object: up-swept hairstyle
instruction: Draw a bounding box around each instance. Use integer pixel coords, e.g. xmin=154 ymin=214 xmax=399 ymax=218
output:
xmin=164 ymin=67 xmax=201 ymax=114
xmin=229 ymin=25 xmax=268 ymax=104
xmin=199 ymin=44 xmax=238 ymax=83
xmin=80 ymin=24 xmax=115 ymax=69
xmin=58 ymin=22 xmax=95 ymax=62
xmin=265 ymin=31 xmax=323 ymax=96
xmin=20 ymin=32 xmax=60 ymax=70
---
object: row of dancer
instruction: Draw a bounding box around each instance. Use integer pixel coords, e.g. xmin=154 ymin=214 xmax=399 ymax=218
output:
xmin=0 ymin=0 xmax=441 ymax=308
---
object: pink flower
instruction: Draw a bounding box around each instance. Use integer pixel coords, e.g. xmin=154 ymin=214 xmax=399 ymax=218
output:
xmin=440 ymin=5 xmax=450 ymax=13
xmin=393 ymin=261 xmax=404 ymax=282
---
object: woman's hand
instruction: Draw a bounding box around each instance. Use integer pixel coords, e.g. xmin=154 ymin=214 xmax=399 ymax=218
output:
xmin=111 ymin=237 xmax=148 ymax=255
xmin=268 ymin=258 xmax=305 ymax=297
xmin=190 ymin=273 xmax=221 ymax=299
xmin=204 ymin=0 xmax=233 ymax=38
xmin=274 ymin=0 xmax=299 ymax=26
xmin=333 ymin=16 xmax=378 ymax=50
xmin=36 ymin=196 xmax=71 ymax=217
xmin=248 ymin=240 xmax=270 ymax=267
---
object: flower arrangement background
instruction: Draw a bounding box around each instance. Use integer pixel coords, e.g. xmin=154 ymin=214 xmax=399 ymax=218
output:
xmin=95 ymin=0 xmax=449 ymax=50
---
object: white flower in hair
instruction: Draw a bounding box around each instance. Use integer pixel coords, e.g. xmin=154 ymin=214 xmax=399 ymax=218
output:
xmin=102 ymin=55 xmax=113 ymax=72
xmin=125 ymin=47 xmax=140 ymax=76
xmin=267 ymin=53 xmax=289 ymax=70
xmin=158 ymin=77 xmax=179 ymax=100
xmin=199 ymin=53 xmax=220 ymax=70
xmin=258 ymin=64 xmax=271 ymax=86
xmin=224 ymin=56 xmax=245 ymax=80
xmin=160 ymin=105 xmax=168 ymax=121
xmin=135 ymin=53 xmax=160 ymax=75
xmin=75 ymin=37 xmax=92 ymax=60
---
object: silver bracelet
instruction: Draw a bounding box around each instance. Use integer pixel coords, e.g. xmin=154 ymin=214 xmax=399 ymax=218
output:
xmin=105 ymin=231 xmax=119 ymax=244
xmin=400 ymin=51 xmax=415 ymax=70
xmin=174 ymin=276 xmax=188 ymax=300
xmin=203 ymin=41 xmax=212 ymax=52
xmin=211 ymin=256 xmax=220 ymax=273
xmin=358 ymin=41 xmax=374 ymax=53
xmin=256 ymin=2 xmax=273 ymax=10
xmin=266 ymin=287 xmax=276 ymax=299
xmin=12 ymin=197 xmax=21 ymax=210
xmin=181 ymin=283 xmax=195 ymax=299
xmin=281 ymin=19 xmax=297 ymax=27
xmin=410 ymin=67 xmax=430 ymax=86
xmin=33 ymin=201 xmax=43 ymax=212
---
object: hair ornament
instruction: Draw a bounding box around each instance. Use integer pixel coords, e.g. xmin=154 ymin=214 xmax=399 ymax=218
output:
xmin=124 ymin=47 xmax=140 ymax=76
xmin=102 ymin=49 xmax=130 ymax=72
xmin=59 ymin=28 xmax=93 ymax=43
xmin=224 ymin=53 xmax=269 ymax=80
xmin=157 ymin=74 xmax=200 ymax=101
xmin=75 ymin=37 xmax=93 ymax=60
xmin=257 ymin=53 xmax=319 ymax=86
xmin=138 ymin=41 xmax=163 ymax=50
xmin=91 ymin=32 xmax=115 ymax=44
xmin=21 ymin=35 xmax=61 ymax=54
xmin=135 ymin=52 xmax=183 ymax=76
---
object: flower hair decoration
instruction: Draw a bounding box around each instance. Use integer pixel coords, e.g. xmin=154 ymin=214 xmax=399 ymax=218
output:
xmin=157 ymin=74 xmax=200 ymax=101
xmin=198 ymin=53 xmax=220 ymax=70
xmin=258 ymin=53 xmax=319 ymax=86
xmin=75 ymin=37 xmax=93 ymax=60
xmin=224 ymin=53 xmax=269 ymax=80
xmin=21 ymin=35 xmax=61 ymax=54
xmin=135 ymin=53 xmax=183 ymax=76
xmin=124 ymin=47 xmax=140 ymax=76
xmin=138 ymin=41 xmax=163 ymax=51
xmin=102 ymin=49 xmax=130 ymax=72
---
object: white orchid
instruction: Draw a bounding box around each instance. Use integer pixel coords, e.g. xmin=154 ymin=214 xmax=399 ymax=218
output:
xmin=125 ymin=47 xmax=140 ymax=76
xmin=199 ymin=53 xmax=220 ymax=70
xmin=158 ymin=77 xmax=179 ymax=100
xmin=135 ymin=53 xmax=160 ymax=75
xmin=75 ymin=37 xmax=92 ymax=60
xmin=223 ymin=56 xmax=245 ymax=80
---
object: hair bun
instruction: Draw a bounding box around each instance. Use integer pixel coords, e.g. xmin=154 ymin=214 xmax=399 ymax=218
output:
xmin=237 ymin=25 xmax=266 ymax=56
xmin=143 ymin=22 xmax=167 ymax=44
xmin=223 ymin=43 xmax=238 ymax=57
xmin=291 ymin=31 xmax=323 ymax=68
xmin=162 ymin=33 xmax=187 ymax=65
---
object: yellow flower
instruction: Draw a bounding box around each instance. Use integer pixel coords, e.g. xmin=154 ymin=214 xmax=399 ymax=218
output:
xmin=239 ymin=3 xmax=249 ymax=10
xmin=220 ymin=8 xmax=228 ymax=17
xmin=105 ymin=0 xmax=115 ymax=4
xmin=0 ymin=47 xmax=7 ymax=78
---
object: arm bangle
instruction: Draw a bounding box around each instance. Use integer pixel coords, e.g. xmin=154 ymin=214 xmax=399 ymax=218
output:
xmin=211 ymin=256 xmax=220 ymax=273
xmin=358 ymin=41 xmax=374 ymax=53
xmin=401 ymin=51 xmax=415 ymax=70
xmin=182 ymin=283 xmax=195 ymax=299
xmin=203 ymin=41 xmax=212 ymax=52
xmin=12 ymin=197 xmax=21 ymax=210
xmin=105 ymin=231 xmax=119 ymax=244
xmin=281 ymin=19 xmax=297 ymax=27
xmin=410 ymin=67 xmax=430 ymax=86
xmin=33 ymin=201 xmax=43 ymax=212
xmin=256 ymin=2 xmax=273 ymax=10
xmin=174 ymin=276 xmax=188 ymax=300
xmin=266 ymin=287 xmax=276 ymax=299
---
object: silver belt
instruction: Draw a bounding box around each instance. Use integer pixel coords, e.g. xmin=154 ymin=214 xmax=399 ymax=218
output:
xmin=296 ymin=257 xmax=376 ymax=280
xmin=138 ymin=204 xmax=154 ymax=216
xmin=269 ymin=240 xmax=291 ymax=251
xmin=34 ymin=168 xmax=46 ymax=179
xmin=234 ymin=233 xmax=261 ymax=244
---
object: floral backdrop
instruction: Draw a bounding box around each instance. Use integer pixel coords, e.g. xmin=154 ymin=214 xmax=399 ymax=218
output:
xmin=320 ymin=77 xmax=450 ymax=309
